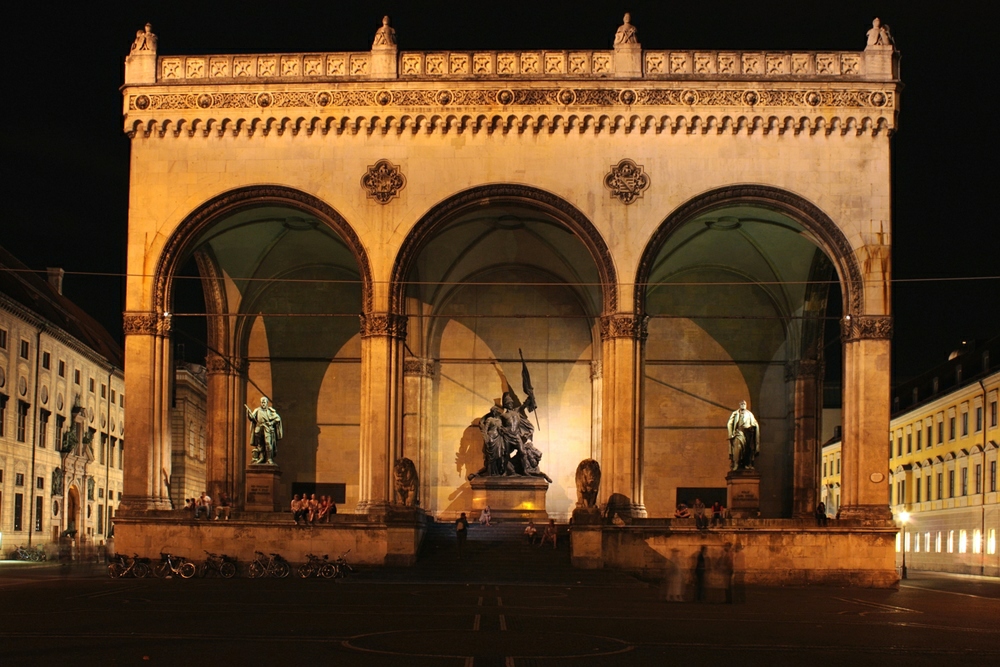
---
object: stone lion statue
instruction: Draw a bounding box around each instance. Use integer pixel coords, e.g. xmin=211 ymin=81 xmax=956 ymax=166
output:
xmin=575 ymin=458 xmax=602 ymax=508
xmin=393 ymin=457 xmax=419 ymax=507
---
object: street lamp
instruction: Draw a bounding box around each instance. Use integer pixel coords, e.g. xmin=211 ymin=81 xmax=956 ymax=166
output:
xmin=899 ymin=511 xmax=910 ymax=579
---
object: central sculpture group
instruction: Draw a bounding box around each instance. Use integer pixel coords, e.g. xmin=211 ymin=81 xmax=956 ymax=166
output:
xmin=469 ymin=353 xmax=552 ymax=483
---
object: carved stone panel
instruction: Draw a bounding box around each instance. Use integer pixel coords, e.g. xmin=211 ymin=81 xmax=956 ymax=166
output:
xmin=604 ymin=158 xmax=650 ymax=205
xmin=360 ymin=312 xmax=407 ymax=339
xmin=840 ymin=315 xmax=893 ymax=342
xmin=599 ymin=314 xmax=648 ymax=341
xmin=361 ymin=159 xmax=406 ymax=204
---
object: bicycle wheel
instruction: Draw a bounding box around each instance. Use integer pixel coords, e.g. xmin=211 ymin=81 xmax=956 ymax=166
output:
xmin=179 ymin=562 xmax=196 ymax=579
xmin=154 ymin=562 xmax=170 ymax=578
xmin=319 ymin=564 xmax=336 ymax=579
xmin=297 ymin=563 xmax=313 ymax=579
xmin=133 ymin=562 xmax=150 ymax=578
xmin=220 ymin=561 xmax=237 ymax=579
xmin=198 ymin=562 xmax=211 ymax=578
xmin=108 ymin=563 xmax=123 ymax=579
xmin=273 ymin=561 xmax=291 ymax=579
xmin=248 ymin=561 xmax=264 ymax=579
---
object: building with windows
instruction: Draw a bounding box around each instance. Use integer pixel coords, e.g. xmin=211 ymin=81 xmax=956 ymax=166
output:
xmin=0 ymin=246 xmax=124 ymax=554
xmin=169 ymin=362 xmax=207 ymax=508
xmin=823 ymin=337 xmax=1000 ymax=576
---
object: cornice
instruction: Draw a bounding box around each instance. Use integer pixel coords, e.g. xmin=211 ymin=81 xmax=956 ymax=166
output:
xmin=123 ymin=84 xmax=897 ymax=138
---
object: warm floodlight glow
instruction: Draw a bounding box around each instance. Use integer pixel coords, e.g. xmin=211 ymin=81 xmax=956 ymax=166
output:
xmin=899 ymin=511 xmax=910 ymax=524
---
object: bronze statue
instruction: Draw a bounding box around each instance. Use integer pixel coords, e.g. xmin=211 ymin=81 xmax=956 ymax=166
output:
xmin=727 ymin=400 xmax=759 ymax=471
xmin=246 ymin=396 xmax=282 ymax=465
xmin=469 ymin=351 xmax=551 ymax=483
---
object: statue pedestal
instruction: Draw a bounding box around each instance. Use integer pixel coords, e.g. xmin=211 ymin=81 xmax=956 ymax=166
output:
xmin=469 ymin=476 xmax=549 ymax=521
xmin=726 ymin=470 xmax=761 ymax=518
xmin=245 ymin=465 xmax=281 ymax=512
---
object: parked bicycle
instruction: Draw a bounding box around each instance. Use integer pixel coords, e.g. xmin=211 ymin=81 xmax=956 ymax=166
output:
xmin=13 ymin=545 xmax=47 ymax=562
xmin=154 ymin=552 xmax=196 ymax=579
xmin=247 ymin=551 xmax=290 ymax=579
xmin=108 ymin=553 xmax=151 ymax=578
xmin=297 ymin=553 xmax=336 ymax=579
xmin=331 ymin=549 xmax=354 ymax=579
xmin=200 ymin=551 xmax=238 ymax=578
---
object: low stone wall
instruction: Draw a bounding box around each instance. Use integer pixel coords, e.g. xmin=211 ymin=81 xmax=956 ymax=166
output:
xmin=572 ymin=519 xmax=899 ymax=588
xmin=112 ymin=510 xmax=428 ymax=566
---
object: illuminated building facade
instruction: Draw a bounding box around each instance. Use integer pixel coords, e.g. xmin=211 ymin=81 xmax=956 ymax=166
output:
xmin=0 ymin=246 xmax=124 ymax=553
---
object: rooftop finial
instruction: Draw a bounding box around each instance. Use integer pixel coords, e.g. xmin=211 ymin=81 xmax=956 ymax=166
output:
xmin=373 ymin=15 xmax=397 ymax=48
xmin=614 ymin=13 xmax=638 ymax=46
xmin=130 ymin=23 xmax=157 ymax=54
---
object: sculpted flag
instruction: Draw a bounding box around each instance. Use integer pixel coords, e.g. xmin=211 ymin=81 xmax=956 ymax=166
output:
xmin=519 ymin=348 xmax=537 ymax=413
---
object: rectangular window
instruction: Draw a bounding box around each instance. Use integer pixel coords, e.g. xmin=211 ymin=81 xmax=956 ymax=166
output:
xmin=55 ymin=415 xmax=65 ymax=452
xmin=906 ymin=433 xmax=912 ymax=454
xmin=101 ymin=384 xmax=107 ymax=399
xmin=837 ymin=458 xmax=840 ymax=474
xmin=976 ymin=464 xmax=982 ymax=494
xmin=959 ymin=530 xmax=968 ymax=553
xmin=948 ymin=530 xmax=955 ymax=553
xmin=916 ymin=430 xmax=922 ymax=451
xmin=904 ymin=531 xmax=911 ymax=552
xmin=915 ymin=477 xmax=922 ymax=502
xmin=936 ymin=532 xmax=942 ymax=553
xmin=120 ymin=394 xmax=124 ymax=408
xmin=974 ymin=529 xmax=982 ymax=554
xmin=992 ymin=461 xmax=997 ymax=493
xmin=913 ymin=532 xmax=919 ymax=553
xmin=992 ymin=401 xmax=998 ymax=428
xmin=926 ymin=476 xmax=931 ymax=500
xmin=949 ymin=417 xmax=956 ymax=440
xmin=927 ymin=426 xmax=933 ymax=447
xmin=976 ymin=407 xmax=983 ymax=432
xmin=949 ymin=470 xmax=955 ymax=498
xmin=16 ymin=401 xmax=29 ymax=442
xmin=111 ymin=389 xmax=116 ymax=403
xmin=38 ymin=410 xmax=49 ymax=449
xmin=961 ymin=468 xmax=968 ymax=496
xmin=98 ymin=487 xmax=104 ymax=499
xmin=16 ymin=472 xmax=24 ymax=486
xmin=937 ymin=472 xmax=943 ymax=500
xmin=0 ymin=327 xmax=6 ymax=349
xmin=42 ymin=352 xmax=50 ymax=369
xmin=962 ymin=413 xmax=969 ymax=437
xmin=14 ymin=493 xmax=23 ymax=531
xmin=100 ymin=434 xmax=107 ymax=465
xmin=989 ymin=529 xmax=997 ymax=556
xmin=924 ymin=532 xmax=931 ymax=553
xmin=119 ymin=441 xmax=124 ymax=470
xmin=58 ymin=360 xmax=65 ymax=377
xmin=34 ymin=495 xmax=42 ymax=532
xmin=19 ymin=339 xmax=29 ymax=359
xmin=35 ymin=476 xmax=43 ymax=490
xmin=896 ymin=437 xmax=902 ymax=457
xmin=74 ymin=369 xmax=80 ymax=385
xmin=88 ymin=378 xmax=95 ymax=393
xmin=97 ymin=505 xmax=104 ymax=534
xmin=0 ymin=394 xmax=7 ymax=437
xmin=938 ymin=421 xmax=944 ymax=444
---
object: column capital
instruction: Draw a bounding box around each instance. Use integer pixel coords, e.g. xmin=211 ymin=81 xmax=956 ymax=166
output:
xmin=123 ymin=311 xmax=170 ymax=336
xmin=206 ymin=354 xmax=245 ymax=376
xmin=599 ymin=313 xmax=648 ymax=341
xmin=841 ymin=315 xmax=892 ymax=342
xmin=360 ymin=312 xmax=407 ymax=339
xmin=403 ymin=357 xmax=436 ymax=378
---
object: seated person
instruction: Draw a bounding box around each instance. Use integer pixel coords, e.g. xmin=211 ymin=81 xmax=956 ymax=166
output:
xmin=673 ymin=503 xmax=691 ymax=519
xmin=523 ymin=520 xmax=538 ymax=544
xmin=479 ymin=506 xmax=492 ymax=526
xmin=539 ymin=519 xmax=558 ymax=549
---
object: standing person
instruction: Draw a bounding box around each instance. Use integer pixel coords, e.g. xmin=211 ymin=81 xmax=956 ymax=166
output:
xmin=456 ymin=512 xmax=469 ymax=558
xmin=815 ymin=502 xmax=828 ymax=527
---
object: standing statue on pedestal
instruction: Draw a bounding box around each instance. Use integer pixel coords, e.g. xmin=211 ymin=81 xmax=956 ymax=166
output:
xmin=727 ymin=400 xmax=759 ymax=471
xmin=469 ymin=351 xmax=552 ymax=483
xmin=247 ymin=396 xmax=282 ymax=465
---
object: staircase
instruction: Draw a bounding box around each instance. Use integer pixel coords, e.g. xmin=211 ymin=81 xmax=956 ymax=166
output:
xmin=356 ymin=519 xmax=642 ymax=586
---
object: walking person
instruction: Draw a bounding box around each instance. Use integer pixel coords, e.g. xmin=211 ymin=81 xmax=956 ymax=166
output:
xmin=694 ymin=546 xmax=708 ymax=602
xmin=456 ymin=512 xmax=469 ymax=558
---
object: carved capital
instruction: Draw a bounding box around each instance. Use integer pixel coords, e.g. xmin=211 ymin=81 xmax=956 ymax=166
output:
xmin=360 ymin=312 xmax=408 ymax=339
xmin=205 ymin=354 xmax=241 ymax=376
xmin=403 ymin=357 xmax=436 ymax=378
xmin=122 ymin=312 xmax=160 ymax=336
xmin=840 ymin=315 xmax=892 ymax=342
xmin=590 ymin=359 xmax=603 ymax=380
xmin=599 ymin=314 xmax=648 ymax=341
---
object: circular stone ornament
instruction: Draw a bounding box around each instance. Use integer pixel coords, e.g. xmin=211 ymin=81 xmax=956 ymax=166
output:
xmin=869 ymin=472 xmax=885 ymax=483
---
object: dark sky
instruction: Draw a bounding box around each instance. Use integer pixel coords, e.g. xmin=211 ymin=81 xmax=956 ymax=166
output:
xmin=0 ymin=2 xmax=995 ymax=384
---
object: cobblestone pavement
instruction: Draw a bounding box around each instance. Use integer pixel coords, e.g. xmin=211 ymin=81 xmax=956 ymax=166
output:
xmin=1 ymin=563 xmax=999 ymax=666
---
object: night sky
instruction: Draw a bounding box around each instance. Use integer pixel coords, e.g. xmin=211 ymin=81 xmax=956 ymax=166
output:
xmin=0 ymin=2 xmax=995 ymax=384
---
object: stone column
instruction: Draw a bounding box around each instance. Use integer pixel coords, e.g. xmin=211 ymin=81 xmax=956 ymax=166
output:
xmin=790 ymin=359 xmax=822 ymax=517
xmin=599 ymin=314 xmax=647 ymax=518
xmin=356 ymin=312 xmax=406 ymax=515
xmin=590 ymin=359 xmax=603 ymax=462
xmin=839 ymin=315 xmax=893 ymax=521
xmin=120 ymin=312 xmax=173 ymax=510
xmin=205 ymin=354 xmax=246 ymax=507
xmin=402 ymin=357 xmax=435 ymax=506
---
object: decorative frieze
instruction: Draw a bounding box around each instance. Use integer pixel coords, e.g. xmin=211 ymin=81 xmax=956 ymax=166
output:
xmin=840 ymin=315 xmax=893 ymax=342
xmin=360 ymin=312 xmax=408 ymax=339
xmin=122 ymin=312 xmax=160 ymax=336
xmin=599 ymin=314 xmax=649 ymax=341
